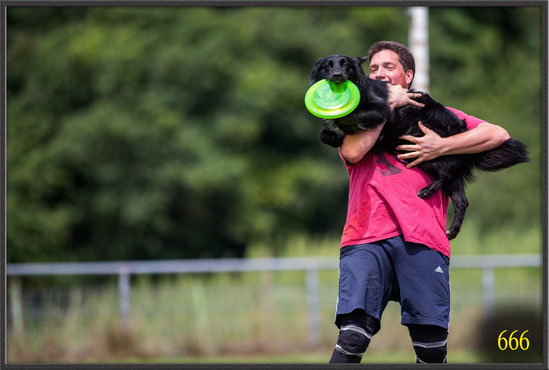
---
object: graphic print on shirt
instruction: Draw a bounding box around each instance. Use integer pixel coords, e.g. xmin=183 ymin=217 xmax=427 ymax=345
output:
xmin=374 ymin=152 xmax=402 ymax=176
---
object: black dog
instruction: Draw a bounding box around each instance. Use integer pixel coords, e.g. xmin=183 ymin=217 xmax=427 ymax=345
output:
xmin=379 ymin=92 xmax=529 ymax=239
xmin=309 ymin=54 xmax=391 ymax=148
xmin=309 ymin=54 xmax=530 ymax=239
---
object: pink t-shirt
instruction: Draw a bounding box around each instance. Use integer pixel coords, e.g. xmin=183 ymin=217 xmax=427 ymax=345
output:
xmin=339 ymin=107 xmax=484 ymax=257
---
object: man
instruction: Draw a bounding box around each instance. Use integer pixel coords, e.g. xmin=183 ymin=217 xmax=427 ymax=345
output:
xmin=329 ymin=41 xmax=509 ymax=364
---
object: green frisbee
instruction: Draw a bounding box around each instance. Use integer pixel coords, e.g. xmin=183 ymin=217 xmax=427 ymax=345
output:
xmin=304 ymin=79 xmax=360 ymax=119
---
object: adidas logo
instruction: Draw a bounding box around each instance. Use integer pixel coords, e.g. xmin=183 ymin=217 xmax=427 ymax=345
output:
xmin=435 ymin=266 xmax=443 ymax=274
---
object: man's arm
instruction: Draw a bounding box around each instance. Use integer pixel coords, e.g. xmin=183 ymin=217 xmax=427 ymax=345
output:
xmin=397 ymin=121 xmax=511 ymax=168
xmin=340 ymin=123 xmax=385 ymax=164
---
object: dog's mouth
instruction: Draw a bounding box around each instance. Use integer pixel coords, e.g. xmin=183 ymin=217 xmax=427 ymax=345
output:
xmin=328 ymin=74 xmax=348 ymax=83
xmin=326 ymin=81 xmax=348 ymax=94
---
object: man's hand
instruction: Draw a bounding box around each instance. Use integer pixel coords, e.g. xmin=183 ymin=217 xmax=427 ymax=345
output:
xmin=396 ymin=121 xmax=446 ymax=168
xmin=387 ymin=84 xmax=425 ymax=110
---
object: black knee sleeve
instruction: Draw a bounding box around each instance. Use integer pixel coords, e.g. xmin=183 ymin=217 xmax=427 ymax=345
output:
xmin=330 ymin=310 xmax=378 ymax=363
xmin=335 ymin=309 xmax=380 ymax=335
xmin=330 ymin=322 xmax=372 ymax=363
xmin=408 ymin=324 xmax=448 ymax=363
xmin=414 ymin=344 xmax=447 ymax=363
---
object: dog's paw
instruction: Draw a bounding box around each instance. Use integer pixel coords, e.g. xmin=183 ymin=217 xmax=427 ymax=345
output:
xmin=320 ymin=128 xmax=344 ymax=148
xmin=417 ymin=187 xmax=435 ymax=199
xmin=320 ymin=132 xmax=343 ymax=148
xmin=446 ymin=229 xmax=458 ymax=240
xmin=340 ymin=124 xmax=358 ymax=135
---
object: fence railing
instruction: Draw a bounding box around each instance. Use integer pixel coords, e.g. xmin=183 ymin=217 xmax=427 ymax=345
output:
xmin=6 ymin=254 xmax=542 ymax=345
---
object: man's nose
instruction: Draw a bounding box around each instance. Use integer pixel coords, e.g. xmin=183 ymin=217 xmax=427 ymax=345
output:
xmin=374 ymin=68 xmax=385 ymax=79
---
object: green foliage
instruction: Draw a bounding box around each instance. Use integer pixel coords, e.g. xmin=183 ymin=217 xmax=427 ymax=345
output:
xmin=6 ymin=6 xmax=542 ymax=262
xmin=429 ymin=7 xmax=542 ymax=234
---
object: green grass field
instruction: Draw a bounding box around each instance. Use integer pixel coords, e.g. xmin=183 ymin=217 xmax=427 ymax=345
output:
xmin=113 ymin=349 xmax=482 ymax=364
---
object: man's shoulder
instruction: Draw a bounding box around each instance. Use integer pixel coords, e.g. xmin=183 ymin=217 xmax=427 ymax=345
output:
xmin=445 ymin=106 xmax=465 ymax=118
xmin=444 ymin=107 xmax=484 ymax=130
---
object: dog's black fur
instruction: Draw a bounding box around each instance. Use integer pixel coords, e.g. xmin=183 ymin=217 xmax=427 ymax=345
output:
xmin=309 ymin=55 xmax=391 ymax=148
xmin=309 ymin=54 xmax=530 ymax=240
xmin=380 ymin=93 xmax=530 ymax=239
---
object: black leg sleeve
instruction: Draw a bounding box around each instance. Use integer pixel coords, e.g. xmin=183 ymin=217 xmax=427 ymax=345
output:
xmin=408 ymin=324 xmax=448 ymax=363
xmin=330 ymin=310 xmax=378 ymax=363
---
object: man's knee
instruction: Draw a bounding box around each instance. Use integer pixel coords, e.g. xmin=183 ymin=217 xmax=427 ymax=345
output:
xmin=330 ymin=322 xmax=372 ymax=363
xmin=330 ymin=310 xmax=379 ymax=363
xmin=336 ymin=323 xmax=372 ymax=355
xmin=408 ymin=324 xmax=448 ymax=363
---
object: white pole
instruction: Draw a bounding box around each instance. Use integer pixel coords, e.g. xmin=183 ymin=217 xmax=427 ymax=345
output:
xmin=306 ymin=268 xmax=320 ymax=345
xmin=408 ymin=7 xmax=430 ymax=92
xmin=118 ymin=265 xmax=131 ymax=328
xmin=482 ymin=266 xmax=495 ymax=319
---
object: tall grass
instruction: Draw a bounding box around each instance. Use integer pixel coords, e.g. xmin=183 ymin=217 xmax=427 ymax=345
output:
xmin=7 ymin=226 xmax=542 ymax=363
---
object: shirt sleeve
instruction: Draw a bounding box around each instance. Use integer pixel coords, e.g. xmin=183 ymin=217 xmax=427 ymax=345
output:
xmin=446 ymin=107 xmax=486 ymax=130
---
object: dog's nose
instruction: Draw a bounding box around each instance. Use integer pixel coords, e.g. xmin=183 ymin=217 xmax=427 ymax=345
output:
xmin=330 ymin=71 xmax=345 ymax=82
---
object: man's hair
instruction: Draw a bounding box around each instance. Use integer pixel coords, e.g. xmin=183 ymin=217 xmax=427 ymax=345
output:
xmin=368 ymin=41 xmax=415 ymax=85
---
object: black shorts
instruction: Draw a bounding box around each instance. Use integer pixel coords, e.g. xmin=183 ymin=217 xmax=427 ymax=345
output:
xmin=335 ymin=235 xmax=450 ymax=333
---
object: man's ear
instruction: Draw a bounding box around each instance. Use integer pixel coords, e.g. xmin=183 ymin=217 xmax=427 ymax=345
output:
xmin=405 ymin=69 xmax=414 ymax=87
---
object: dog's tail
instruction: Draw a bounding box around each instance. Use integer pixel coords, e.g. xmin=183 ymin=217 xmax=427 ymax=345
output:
xmin=475 ymin=138 xmax=530 ymax=171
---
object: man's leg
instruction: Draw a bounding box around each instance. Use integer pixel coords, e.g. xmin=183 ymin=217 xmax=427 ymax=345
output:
xmin=407 ymin=324 xmax=448 ymax=363
xmin=331 ymin=243 xmax=394 ymax=363
xmin=385 ymin=237 xmax=450 ymax=363
xmin=329 ymin=309 xmax=379 ymax=363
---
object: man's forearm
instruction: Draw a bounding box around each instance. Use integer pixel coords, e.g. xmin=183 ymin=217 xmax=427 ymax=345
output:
xmin=396 ymin=121 xmax=511 ymax=168
xmin=438 ymin=122 xmax=510 ymax=156
xmin=340 ymin=123 xmax=385 ymax=163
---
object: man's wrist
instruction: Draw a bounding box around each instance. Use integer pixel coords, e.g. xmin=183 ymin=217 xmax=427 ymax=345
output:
xmin=439 ymin=137 xmax=451 ymax=156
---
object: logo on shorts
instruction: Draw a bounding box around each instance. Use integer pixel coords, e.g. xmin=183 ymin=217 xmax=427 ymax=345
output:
xmin=435 ymin=266 xmax=443 ymax=274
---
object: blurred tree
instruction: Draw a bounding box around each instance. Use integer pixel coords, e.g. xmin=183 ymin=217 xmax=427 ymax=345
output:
xmin=429 ymin=7 xmax=542 ymax=238
xmin=6 ymin=6 xmax=542 ymax=262
xmin=7 ymin=7 xmax=407 ymax=261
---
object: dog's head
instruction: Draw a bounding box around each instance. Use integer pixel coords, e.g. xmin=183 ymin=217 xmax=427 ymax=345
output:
xmin=309 ymin=54 xmax=369 ymax=86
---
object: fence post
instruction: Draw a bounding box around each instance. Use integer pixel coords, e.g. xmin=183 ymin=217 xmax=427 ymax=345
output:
xmin=482 ymin=265 xmax=495 ymax=319
xmin=118 ymin=264 xmax=131 ymax=328
xmin=306 ymin=268 xmax=320 ymax=346
xmin=9 ymin=278 xmax=25 ymax=338
xmin=191 ymin=280 xmax=214 ymax=355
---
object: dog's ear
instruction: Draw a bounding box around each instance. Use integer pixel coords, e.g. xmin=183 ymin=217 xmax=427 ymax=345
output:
xmin=355 ymin=56 xmax=369 ymax=65
xmin=353 ymin=56 xmax=369 ymax=77
xmin=309 ymin=58 xmax=325 ymax=86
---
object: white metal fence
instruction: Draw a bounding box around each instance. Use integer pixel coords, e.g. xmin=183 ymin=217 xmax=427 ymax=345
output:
xmin=6 ymin=254 xmax=542 ymax=345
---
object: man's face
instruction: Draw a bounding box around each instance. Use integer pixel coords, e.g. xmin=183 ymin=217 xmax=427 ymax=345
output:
xmin=368 ymin=49 xmax=413 ymax=89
